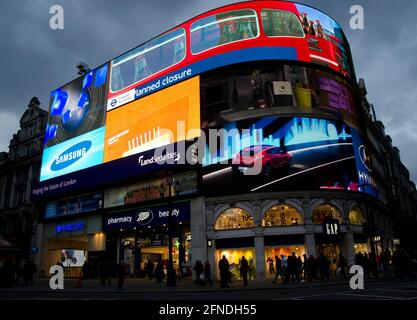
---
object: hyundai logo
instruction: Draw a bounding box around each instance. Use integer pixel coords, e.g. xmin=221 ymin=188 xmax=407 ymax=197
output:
xmin=51 ymin=140 xmax=92 ymax=171
xmin=358 ymin=145 xmax=372 ymax=172
xmin=111 ymin=99 xmax=117 ymax=107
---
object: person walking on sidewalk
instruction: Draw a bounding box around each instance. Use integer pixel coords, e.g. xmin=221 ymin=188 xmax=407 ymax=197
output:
xmin=204 ymin=261 xmax=213 ymax=286
xmin=272 ymin=255 xmax=282 ymax=284
xmin=219 ymin=255 xmax=229 ymax=288
xmin=240 ymin=257 xmax=249 ymax=286
xmin=23 ymin=260 xmax=37 ymax=286
xmin=193 ymin=260 xmax=204 ymax=286
xmin=117 ymin=260 xmax=125 ymax=290
xmin=338 ymin=253 xmax=347 ymax=279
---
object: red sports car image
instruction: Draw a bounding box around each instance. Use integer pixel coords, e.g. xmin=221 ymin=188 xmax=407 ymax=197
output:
xmin=232 ymin=145 xmax=293 ymax=176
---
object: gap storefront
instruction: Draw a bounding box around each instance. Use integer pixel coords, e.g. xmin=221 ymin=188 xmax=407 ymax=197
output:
xmin=103 ymin=201 xmax=192 ymax=278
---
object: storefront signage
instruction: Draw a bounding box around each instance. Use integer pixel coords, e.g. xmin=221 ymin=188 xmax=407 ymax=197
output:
xmin=323 ymin=218 xmax=340 ymax=242
xmin=103 ymin=202 xmax=191 ymax=231
xmin=56 ymin=221 xmax=85 ymax=234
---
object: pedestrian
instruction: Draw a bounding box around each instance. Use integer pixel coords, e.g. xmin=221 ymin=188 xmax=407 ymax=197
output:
xmin=23 ymin=260 xmax=37 ymax=285
xmin=281 ymin=255 xmax=289 ymax=284
xmin=218 ymin=255 xmax=229 ymax=288
xmin=98 ymin=261 xmax=106 ymax=285
xmin=307 ymin=255 xmax=317 ymax=281
xmin=193 ymin=260 xmax=204 ymax=285
xmin=154 ymin=260 xmax=165 ymax=283
xmin=272 ymin=255 xmax=282 ymax=284
xmin=117 ymin=260 xmax=125 ymax=290
xmin=240 ymin=257 xmax=249 ymax=286
xmin=146 ymin=259 xmax=154 ymax=280
xmin=82 ymin=261 xmax=89 ymax=280
xmin=289 ymin=252 xmax=300 ymax=284
xmin=318 ymin=253 xmax=330 ymax=281
xmin=204 ymin=261 xmax=213 ymax=286
xmin=338 ymin=253 xmax=347 ymax=279
xmin=105 ymin=261 xmax=112 ymax=285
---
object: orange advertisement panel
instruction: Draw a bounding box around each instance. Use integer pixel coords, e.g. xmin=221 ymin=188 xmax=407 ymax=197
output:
xmin=104 ymin=76 xmax=200 ymax=162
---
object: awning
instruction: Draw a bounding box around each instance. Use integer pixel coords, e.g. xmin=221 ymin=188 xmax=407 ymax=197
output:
xmin=0 ymin=237 xmax=21 ymax=256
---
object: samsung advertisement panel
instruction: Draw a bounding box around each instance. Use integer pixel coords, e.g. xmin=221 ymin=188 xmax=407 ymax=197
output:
xmin=40 ymin=65 xmax=109 ymax=181
xmin=40 ymin=75 xmax=200 ymax=183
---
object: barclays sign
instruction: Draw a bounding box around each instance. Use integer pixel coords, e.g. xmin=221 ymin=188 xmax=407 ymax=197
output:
xmin=56 ymin=221 xmax=85 ymax=234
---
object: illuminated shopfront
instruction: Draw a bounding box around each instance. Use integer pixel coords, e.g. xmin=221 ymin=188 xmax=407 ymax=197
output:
xmin=103 ymin=201 xmax=192 ymax=277
xmin=40 ymin=215 xmax=105 ymax=278
xmin=264 ymin=245 xmax=306 ymax=280
xmin=216 ymin=247 xmax=256 ymax=280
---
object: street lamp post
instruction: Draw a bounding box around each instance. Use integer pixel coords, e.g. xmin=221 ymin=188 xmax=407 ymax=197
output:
xmin=165 ymin=173 xmax=176 ymax=287
xmin=359 ymin=183 xmax=379 ymax=278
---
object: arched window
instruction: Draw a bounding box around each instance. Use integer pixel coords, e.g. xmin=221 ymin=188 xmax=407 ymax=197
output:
xmin=312 ymin=204 xmax=343 ymax=224
xmin=214 ymin=208 xmax=255 ymax=230
xmin=262 ymin=205 xmax=303 ymax=227
xmin=349 ymin=206 xmax=366 ymax=225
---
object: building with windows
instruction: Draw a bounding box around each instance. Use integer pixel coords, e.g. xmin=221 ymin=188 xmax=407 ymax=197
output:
xmin=0 ymin=97 xmax=47 ymax=267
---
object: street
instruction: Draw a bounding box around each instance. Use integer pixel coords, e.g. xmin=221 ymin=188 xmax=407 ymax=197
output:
xmin=1 ymin=278 xmax=417 ymax=300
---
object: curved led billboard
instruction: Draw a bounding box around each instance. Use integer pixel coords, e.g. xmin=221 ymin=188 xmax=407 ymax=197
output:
xmin=35 ymin=1 xmax=360 ymax=202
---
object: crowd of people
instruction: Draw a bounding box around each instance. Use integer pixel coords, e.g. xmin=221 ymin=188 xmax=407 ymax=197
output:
xmin=1 ymin=248 xmax=416 ymax=288
xmin=0 ymin=260 xmax=37 ymax=287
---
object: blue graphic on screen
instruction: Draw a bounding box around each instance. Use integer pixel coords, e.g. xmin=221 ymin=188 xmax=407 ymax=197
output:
xmin=203 ymin=117 xmax=351 ymax=166
xmin=40 ymin=127 xmax=105 ymax=181
xmin=351 ymin=129 xmax=379 ymax=199
xmin=50 ymin=89 xmax=68 ymax=116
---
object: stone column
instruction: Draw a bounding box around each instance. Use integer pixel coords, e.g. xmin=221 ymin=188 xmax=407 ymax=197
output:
xmin=304 ymin=233 xmax=317 ymax=258
xmin=190 ymin=197 xmax=206 ymax=272
xmin=254 ymin=233 xmax=265 ymax=282
xmin=342 ymin=231 xmax=355 ymax=267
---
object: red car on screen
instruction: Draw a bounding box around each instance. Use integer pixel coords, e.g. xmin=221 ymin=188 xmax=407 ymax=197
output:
xmin=232 ymin=145 xmax=293 ymax=176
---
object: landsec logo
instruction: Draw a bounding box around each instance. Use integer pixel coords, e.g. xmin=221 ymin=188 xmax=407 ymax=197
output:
xmin=51 ymin=140 xmax=92 ymax=171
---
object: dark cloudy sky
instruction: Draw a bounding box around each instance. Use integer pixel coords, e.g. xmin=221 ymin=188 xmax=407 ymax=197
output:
xmin=1 ymin=0 xmax=416 ymax=180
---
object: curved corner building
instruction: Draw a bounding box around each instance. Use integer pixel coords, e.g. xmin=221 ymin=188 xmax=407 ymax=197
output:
xmin=36 ymin=1 xmax=394 ymax=281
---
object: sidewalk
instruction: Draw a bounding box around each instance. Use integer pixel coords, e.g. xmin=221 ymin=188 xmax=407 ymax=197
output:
xmin=0 ymin=277 xmax=382 ymax=294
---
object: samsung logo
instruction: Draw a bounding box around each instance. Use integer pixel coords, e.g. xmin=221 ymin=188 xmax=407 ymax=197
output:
xmin=51 ymin=141 xmax=92 ymax=171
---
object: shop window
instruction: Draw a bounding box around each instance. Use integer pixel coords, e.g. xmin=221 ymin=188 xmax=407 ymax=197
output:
xmin=261 ymin=9 xmax=304 ymax=38
xmin=262 ymin=205 xmax=303 ymax=227
xmin=190 ymin=9 xmax=259 ymax=54
xmin=349 ymin=206 xmax=366 ymax=225
xmin=214 ymin=208 xmax=255 ymax=230
xmin=312 ymin=204 xmax=343 ymax=224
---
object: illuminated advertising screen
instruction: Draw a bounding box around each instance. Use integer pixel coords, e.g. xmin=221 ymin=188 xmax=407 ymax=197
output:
xmin=60 ymin=249 xmax=86 ymax=267
xmin=104 ymin=76 xmax=200 ymax=162
xmin=40 ymin=74 xmax=200 ymax=183
xmin=202 ymin=116 xmax=359 ymax=196
xmin=293 ymin=3 xmax=352 ymax=77
xmin=104 ymin=171 xmax=197 ymax=208
xmin=44 ymin=193 xmax=103 ymax=219
xmin=40 ymin=65 xmax=109 ymax=181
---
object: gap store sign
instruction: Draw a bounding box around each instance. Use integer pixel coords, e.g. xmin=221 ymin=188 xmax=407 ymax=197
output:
xmin=103 ymin=202 xmax=190 ymax=231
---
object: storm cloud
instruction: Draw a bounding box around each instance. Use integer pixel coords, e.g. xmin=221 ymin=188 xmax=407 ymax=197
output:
xmin=0 ymin=0 xmax=416 ymax=180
